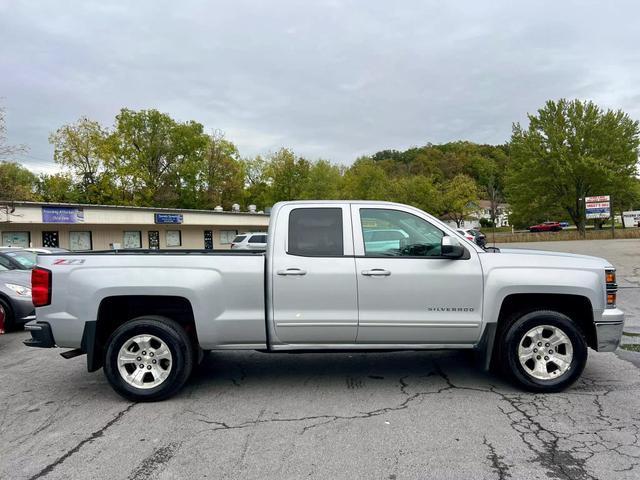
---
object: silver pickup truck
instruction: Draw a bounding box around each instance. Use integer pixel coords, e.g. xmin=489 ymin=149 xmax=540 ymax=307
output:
xmin=25 ymin=201 xmax=624 ymax=401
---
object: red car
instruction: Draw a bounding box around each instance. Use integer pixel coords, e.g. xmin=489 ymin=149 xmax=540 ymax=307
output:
xmin=528 ymin=221 xmax=563 ymax=232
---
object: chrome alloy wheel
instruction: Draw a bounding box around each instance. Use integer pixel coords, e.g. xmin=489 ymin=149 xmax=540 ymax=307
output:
xmin=117 ymin=334 xmax=173 ymax=389
xmin=517 ymin=325 xmax=574 ymax=380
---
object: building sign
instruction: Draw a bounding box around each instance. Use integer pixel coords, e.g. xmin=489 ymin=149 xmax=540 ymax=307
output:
xmin=623 ymin=210 xmax=640 ymax=226
xmin=42 ymin=207 xmax=84 ymax=223
xmin=585 ymin=195 xmax=610 ymax=219
xmin=154 ymin=213 xmax=183 ymax=224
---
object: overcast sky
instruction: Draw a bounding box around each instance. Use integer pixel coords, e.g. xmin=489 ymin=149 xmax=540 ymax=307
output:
xmin=1 ymin=0 xmax=639 ymax=173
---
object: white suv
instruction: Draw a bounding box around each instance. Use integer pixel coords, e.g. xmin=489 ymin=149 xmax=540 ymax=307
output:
xmin=230 ymin=232 xmax=267 ymax=250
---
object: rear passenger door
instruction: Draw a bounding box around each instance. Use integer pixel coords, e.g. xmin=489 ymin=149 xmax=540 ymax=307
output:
xmin=270 ymin=204 xmax=358 ymax=344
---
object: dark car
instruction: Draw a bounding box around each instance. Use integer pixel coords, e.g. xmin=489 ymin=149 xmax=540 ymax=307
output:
xmin=0 ymin=268 xmax=35 ymax=331
xmin=528 ymin=221 xmax=562 ymax=232
xmin=0 ymin=248 xmax=38 ymax=270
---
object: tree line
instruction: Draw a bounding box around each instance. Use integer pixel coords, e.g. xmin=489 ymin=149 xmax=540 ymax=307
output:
xmin=1 ymin=99 xmax=639 ymax=231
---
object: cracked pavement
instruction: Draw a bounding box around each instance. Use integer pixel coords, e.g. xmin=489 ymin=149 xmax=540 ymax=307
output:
xmin=1 ymin=239 xmax=639 ymax=479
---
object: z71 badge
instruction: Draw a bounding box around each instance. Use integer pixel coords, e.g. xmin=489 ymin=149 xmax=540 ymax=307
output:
xmin=52 ymin=259 xmax=86 ymax=265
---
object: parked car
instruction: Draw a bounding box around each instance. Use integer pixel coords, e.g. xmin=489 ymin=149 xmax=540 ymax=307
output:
xmin=362 ymin=228 xmax=410 ymax=253
xmin=0 ymin=248 xmax=38 ymax=270
xmin=26 ymin=200 xmax=623 ymax=401
xmin=230 ymin=232 xmax=267 ymax=250
xmin=24 ymin=247 xmax=69 ymax=254
xmin=528 ymin=221 xmax=563 ymax=232
xmin=0 ymin=268 xmax=35 ymax=331
xmin=455 ymin=228 xmax=486 ymax=247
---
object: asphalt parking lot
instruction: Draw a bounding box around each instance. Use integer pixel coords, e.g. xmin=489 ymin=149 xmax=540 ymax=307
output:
xmin=1 ymin=239 xmax=639 ymax=480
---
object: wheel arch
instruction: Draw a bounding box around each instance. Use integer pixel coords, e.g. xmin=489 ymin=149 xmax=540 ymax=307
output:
xmin=481 ymin=292 xmax=596 ymax=370
xmin=85 ymin=295 xmax=197 ymax=372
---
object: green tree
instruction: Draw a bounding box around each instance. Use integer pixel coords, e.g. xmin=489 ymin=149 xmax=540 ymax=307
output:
xmin=198 ymin=131 xmax=244 ymax=210
xmin=341 ymin=158 xmax=391 ymax=200
xmin=0 ymin=161 xmax=38 ymax=201
xmin=440 ymin=174 xmax=480 ymax=227
xmin=264 ymin=148 xmax=310 ymax=205
xmin=300 ymin=159 xmax=343 ymax=200
xmin=36 ymin=173 xmax=78 ymax=203
xmin=109 ymin=108 xmax=209 ymax=207
xmin=242 ymin=156 xmax=270 ymax=210
xmin=508 ymin=99 xmax=640 ymax=234
xmin=49 ymin=117 xmax=113 ymax=204
xmin=390 ymin=175 xmax=440 ymax=214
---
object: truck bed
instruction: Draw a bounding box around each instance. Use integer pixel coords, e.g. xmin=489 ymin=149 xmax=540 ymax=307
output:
xmin=35 ymin=251 xmax=268 ymax=350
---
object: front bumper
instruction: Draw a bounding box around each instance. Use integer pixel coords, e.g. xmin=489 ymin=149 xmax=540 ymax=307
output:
xmin=10 ymin=295 xmax=36 ymax=325
xmin=23 ymin=320 xmax=56 ymax=348
xmin=595 ymin=308 xmax=625 ymax=352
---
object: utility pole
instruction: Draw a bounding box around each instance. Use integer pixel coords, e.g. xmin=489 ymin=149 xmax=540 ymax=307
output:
xmin=611 ymin=196 xmax=615 ymax=239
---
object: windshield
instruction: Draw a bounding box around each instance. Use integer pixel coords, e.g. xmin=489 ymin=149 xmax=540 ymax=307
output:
xmin=232 ymin=235 xmax=247 ymax=243
xmin=5 ymin=250 xmax=37 ymax=269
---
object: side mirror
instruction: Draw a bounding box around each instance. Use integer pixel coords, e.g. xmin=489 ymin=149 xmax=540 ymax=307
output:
xmin=441 ymin=236 xmax=465 ymax=259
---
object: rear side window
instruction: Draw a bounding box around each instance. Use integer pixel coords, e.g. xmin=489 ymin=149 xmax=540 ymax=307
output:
xmin=249 ymin=235 xmax=267 ymax=243
xmin=288 ymin=208 xmax=343 ymax=256
xmin=232 ymin=235 xmax=246 ymax=243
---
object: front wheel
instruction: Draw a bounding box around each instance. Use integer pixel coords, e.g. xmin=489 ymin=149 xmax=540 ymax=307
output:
xmin=0 ymin=299 xmax=15 ymax=332
xmin=500 ymin=310 xmax=587 ymax=392
xmin=103 ymin=316 xmax=194 ymax=402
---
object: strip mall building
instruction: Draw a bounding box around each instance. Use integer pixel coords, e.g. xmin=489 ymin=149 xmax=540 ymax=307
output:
xmin=0 ymin=202 xmax=269 ymax=250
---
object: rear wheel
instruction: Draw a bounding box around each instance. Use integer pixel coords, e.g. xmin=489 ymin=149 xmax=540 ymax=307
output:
xmin=500 ymin=310 xmax=587 ymax=392
xmin=103 ymin=316 xmax=194 ymax=402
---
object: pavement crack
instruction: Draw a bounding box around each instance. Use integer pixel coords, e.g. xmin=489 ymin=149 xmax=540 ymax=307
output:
xmin=28 ymin=403 xmax=136 ymax=480
xmin=483 ymin=436 xmax=511 ymax=480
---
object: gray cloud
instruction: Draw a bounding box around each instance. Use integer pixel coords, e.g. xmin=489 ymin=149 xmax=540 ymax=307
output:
xmin=1 ymin=0 xmax=639 ymax=172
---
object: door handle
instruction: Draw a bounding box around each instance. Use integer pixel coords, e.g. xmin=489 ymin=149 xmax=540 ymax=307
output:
xmin=361 ymin=269 xmax=391 ymax=277
xmin=277 ymin=268 xmax=307 ymax=276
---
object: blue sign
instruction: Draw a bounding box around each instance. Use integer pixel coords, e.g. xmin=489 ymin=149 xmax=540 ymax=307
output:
xmin=42 ymin=207 xmax=84 ymax=224
xmin=154 ymin=213 xmax=183 ymax=224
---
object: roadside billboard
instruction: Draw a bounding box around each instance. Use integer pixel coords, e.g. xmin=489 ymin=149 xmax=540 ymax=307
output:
xmin=585 ymin=195 xmax=610 ymax=219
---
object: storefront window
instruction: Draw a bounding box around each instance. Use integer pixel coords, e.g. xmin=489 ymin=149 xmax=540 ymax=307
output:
xmin=166 ymin=230 xmax=181 ymax=247
xmin=70 ymin=231 xmax=92 ymax=251
xmin=220 ymin=230 xmax=238 ymax=244
xmin=123 ymin=231 xmax=142 ymax=249
xmin=1 ymin=231 xmax=30 ymax=248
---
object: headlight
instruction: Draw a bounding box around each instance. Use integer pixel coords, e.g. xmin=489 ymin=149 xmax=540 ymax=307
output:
xmin=5 ymin=283 xmax=32 ymax=297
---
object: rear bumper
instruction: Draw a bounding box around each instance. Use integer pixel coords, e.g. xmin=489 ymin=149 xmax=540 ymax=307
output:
xmin=595 ymin=309 xmax=625 ymax=352
xmin=23 ymin=320 xmax=56 ymax=348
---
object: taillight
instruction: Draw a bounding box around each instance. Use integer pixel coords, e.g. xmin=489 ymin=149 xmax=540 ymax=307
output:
xmin=32 ymin=267 xmax=52 ymax=307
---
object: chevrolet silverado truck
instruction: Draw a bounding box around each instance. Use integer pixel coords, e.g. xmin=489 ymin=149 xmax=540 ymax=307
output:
xmin=25 ymin=201 xmax=624 ymax=401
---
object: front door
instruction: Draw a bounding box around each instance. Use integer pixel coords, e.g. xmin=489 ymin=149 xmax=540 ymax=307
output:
xmin=271 ymin=205 xmax=358 ymax=344
xmin=352 ymin=205 xmax=484 ymax=345
xmin=148 ymin=231 xmax=160 ymax=249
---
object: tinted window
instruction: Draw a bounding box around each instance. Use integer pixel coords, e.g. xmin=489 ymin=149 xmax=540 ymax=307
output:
xmin=288 ymin=208 xmax=343 ymax=256
xmin=232 ymin=235 xmax=246 ymax=243
xmin=6 ymin=251 xmax=37 ymax=269
xmin=249 ymin=235 xmax=266 ymax=243
xmin=0 ymin=256 xmax=13 ymax=270
xmin=361 ymin=209 xmax=444 ymax=257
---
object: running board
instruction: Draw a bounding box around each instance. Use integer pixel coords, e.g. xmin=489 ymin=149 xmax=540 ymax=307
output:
xmin=60 ymin=348 xmax=85 ymax=359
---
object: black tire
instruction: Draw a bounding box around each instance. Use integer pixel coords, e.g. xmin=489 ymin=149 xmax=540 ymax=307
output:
xmin=499 ymin=310 xmax=587 ymax=392
xmin=103 ymin=316 xmax=194 ymax=402
xmin=0 ymin=298 xmax=15 ymax=332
